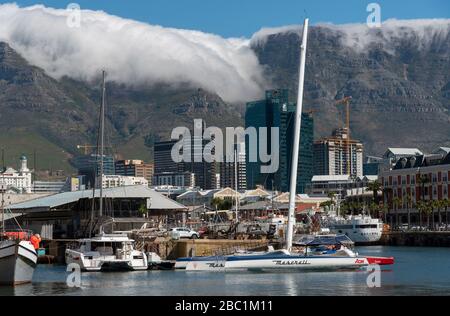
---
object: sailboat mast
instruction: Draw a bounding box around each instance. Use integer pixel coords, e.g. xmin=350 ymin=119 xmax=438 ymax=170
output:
xmin=1 ymin=175 xmax=4 ymax=236
xmin=286 ymin=18 xmax=309 ymax=251
xmin=99 ymin=70 xmax=106 ymax=218
xmin=234 ymin=149 xmax=239 ymax=223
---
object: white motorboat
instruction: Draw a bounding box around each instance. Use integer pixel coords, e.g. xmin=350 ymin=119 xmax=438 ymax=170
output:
xmin=65 ymin=233 xmax=148 ymax=272
xmin=0 ymin=233 xmax=38 ymax=286
xmin=326 ymin=214 xmax=383 ymax=244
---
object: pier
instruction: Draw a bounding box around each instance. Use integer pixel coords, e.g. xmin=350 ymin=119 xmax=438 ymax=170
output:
xmin=380 ymin=231 xmax=450 ymax=247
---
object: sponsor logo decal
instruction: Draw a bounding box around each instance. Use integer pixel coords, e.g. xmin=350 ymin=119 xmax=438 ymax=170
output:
xmin=273 ymin=260 xmax=310 ymax=266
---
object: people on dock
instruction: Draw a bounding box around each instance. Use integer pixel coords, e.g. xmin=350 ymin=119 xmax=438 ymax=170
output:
xmin=30 ymin=233 xmax=41 ymax=250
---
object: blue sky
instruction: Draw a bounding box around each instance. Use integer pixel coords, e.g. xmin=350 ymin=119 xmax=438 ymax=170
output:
xmin=3 ymin=0 xmax=450 ymax=37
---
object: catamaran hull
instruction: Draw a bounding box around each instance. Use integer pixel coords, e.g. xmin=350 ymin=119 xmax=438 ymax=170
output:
xmin=0 ymin=240 xmax=37 ymax=286
xmin=65 ymin=250 xmax=148 ymax=272
xmin=185 ymin=256 xmax=394 ymax=272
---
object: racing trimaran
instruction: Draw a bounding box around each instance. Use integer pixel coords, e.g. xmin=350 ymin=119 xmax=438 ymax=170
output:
xmin=176 ymin=18 xmax=394 ymax=272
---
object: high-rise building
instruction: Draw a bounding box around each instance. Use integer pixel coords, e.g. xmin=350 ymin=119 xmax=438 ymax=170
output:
xmin=115 ymin=160 xmax=154 ymax=185
xmin=154 ymin=141 xmax=185 ymax=174
xmin=153 ymin=137 xmax=216 ymax=190
xmin=219 ymin=142 xmax=247 ymax=190
xmin=73 ymin=154 xmax=115 ymax=188
xmin=245 ymin=89 xmax=314 ymax=193
xmin=314 ymin=128 xmax=363 ymax=177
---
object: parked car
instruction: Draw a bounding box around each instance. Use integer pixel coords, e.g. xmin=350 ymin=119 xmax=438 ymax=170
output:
xmin=169 ymin=227 xmax=200 ymax=239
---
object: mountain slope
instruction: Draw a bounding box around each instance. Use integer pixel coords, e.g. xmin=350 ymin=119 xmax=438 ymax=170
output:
xmin=251 ymin=24 xmax=450 ymax=155
xmin=0 ymin=42 xmax=242 ymax=173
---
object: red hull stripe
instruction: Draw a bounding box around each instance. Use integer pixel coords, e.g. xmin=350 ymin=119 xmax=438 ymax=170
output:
xmin=366 ymin=257 xmax=395 ymax=265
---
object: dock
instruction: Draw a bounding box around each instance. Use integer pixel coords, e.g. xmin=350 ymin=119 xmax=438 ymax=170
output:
xmin=380 ymin=231 xmax=450 ymax=247
xmin=41 ymin=238 xmax=269 ymax=264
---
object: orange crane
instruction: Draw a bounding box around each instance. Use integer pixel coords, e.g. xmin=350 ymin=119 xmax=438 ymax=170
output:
xmin=335 ymin=96 xmax=352 ymax=175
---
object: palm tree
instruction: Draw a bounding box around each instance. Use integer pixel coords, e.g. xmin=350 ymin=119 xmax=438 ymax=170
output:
xmin=379 ymin=202 xmax=388 ymax=224
xmin=366 ymin=180 xmax=381 ymax=204
xmin=437 ymin=200 xmax=445 ymax=229
xmin=430 ymin=199 xmax=445 ymax=231
xmin=340 ymin=202 xmax=350 ymax=216
xmin=416 ymin=201 xmax=426 ymax=229
xmin=425 ymin=201 xmax=434 ymax=230
xmin=368 ymin=202 xmax=378 ymax=218
xmin=418 ymin=174 xmax=430 ymax=201
xmin=392 ymin=197 xmax=402 ymax=230
xmin=405 ymin=194 xmax=413 ymax=229
xmin=443 ymin=198 xmax=450 ymax=229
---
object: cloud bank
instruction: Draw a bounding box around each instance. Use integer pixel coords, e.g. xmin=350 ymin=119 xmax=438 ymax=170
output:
xmin=0 ymin=3 xmax=265 ymax=103
xmin=1 ymin=3 xmax=449 ymax=103
xmin=251 ymin=19 xmax=450 ymax=52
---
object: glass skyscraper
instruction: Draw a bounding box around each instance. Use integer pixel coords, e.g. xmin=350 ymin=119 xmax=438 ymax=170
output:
xmin=245 ymin=89 xmax=314 ymax=193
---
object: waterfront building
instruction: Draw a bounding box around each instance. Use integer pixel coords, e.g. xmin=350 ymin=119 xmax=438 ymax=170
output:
xmin=433 ymin=147 xmax=450 ymax=156
xmin=154 ymin=140 xmax=185 ymax=174
xmin=101 ymin=175 xmax=148 ymax=188
xmin=32 ymin=181 xmax=66 ymax=194
xmin=314 ymin=128 xmax=363 ymax=177
xmin=219 ymin=142 xmax=247 ymax=190
xmin=310 ymin=175 xmax=356 ymax=197
xmin=9 ymin=186 xmax=187 ymax=239
xmin=0 ymin=155 xmax=32 ymax=194
xmin=154 ymin=136 xmax=216 ymax=190
xmin=380 ymin=151 xmax=450 ymax=226
xmin=115 ymin=160 xmax=154 ymax=185
xmin=153 ymin=171 xmax=195 ymax=188
xmin=176 ymin=187 xmax=241 ymax=208
xmin=73 ymin=154 xmax=115 ymax=188
xmin=245 ymin=89 xmax=314 ymax=193
xmin=363 ymin=156 xmax=383 ymax=176
xmin=381 ymin=148 xmax=423 ymax=172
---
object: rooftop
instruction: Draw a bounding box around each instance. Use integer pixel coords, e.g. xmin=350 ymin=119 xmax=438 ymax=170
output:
xmin=311 ymin=175 xmax=352 ymax=182
xmin=9 ymin=185 xmax=186 ymax=212
xmin=384 ymin=148 xmax=423 ymax=158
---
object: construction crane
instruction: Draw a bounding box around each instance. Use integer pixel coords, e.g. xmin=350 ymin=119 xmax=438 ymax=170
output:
xmin=335 ymin=96 xmax=352 ymax=175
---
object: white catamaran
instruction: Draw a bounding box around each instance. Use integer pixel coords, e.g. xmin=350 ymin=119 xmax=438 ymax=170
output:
xmin=64 ymin=71 xmax=147 ymax=272
xmin=177 ymin=19 xmax=394 ymax=272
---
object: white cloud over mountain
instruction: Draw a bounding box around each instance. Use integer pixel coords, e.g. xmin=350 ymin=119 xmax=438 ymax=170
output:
xmin=251 ymin=18 xmax=450 ymax=53
xmin=1 ymin=3 xmax=449 ymax=103
xmin=0 ymin=3 xmax=265 ymax=103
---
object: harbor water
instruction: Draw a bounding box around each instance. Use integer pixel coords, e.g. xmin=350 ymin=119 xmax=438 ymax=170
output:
xmin=1 ymin=246 xmax=450 ymax=296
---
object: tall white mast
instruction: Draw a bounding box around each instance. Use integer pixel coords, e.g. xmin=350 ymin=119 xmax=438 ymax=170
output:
xmin=286 ymin=18 xmax=309 ymax=251
xmin=234 ymin=148 xmax=239 ymax=223
xmin=1 ymin=174 xmax=5 ymax=236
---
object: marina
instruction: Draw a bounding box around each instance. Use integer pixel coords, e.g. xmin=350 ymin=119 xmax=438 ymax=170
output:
xmin=0 ymin=0 xmax=449 ymax=302
xmin=1 ymin=246 xmax=449 ymax=296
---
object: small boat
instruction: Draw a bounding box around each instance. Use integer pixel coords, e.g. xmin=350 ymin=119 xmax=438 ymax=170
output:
xmin=0 ymin=231 xmax=38 ymax=286
xmin=65 ymin=233 xmax=148 ymax=272
xmin=1 ymin=182 xmax=38 ymax=285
